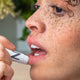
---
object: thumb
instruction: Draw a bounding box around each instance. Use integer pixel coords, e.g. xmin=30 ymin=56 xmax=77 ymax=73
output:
xmin=0 ymin=35 xmax=15 ymax=50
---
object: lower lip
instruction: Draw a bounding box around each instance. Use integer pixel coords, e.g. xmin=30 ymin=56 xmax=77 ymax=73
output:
xmin=27 ymin=53 xmax=46 ymax=65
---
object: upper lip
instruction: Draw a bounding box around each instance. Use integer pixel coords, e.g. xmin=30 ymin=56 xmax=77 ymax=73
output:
xmin=27 ymin=36 xmax=46 ymax=51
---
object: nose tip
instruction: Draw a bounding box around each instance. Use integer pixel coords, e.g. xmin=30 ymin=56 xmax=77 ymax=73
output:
xmin=26 ymin=19 xmax=45 ymax=33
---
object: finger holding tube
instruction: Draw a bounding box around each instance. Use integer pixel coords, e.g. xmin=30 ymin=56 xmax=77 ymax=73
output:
xmin=0 ymin=44 xmax=12 ymax=65
xmin=0 ymin=36 xmax=29 ymax=65
xmin=0 ymin=44 xmax=14 ymax=80
xmin=0 ymin=35 xmax=15 ymax=50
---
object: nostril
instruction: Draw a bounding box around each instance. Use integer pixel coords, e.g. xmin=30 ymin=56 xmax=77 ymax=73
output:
xmin=26 ymin=20 xmax=45 ymax=33
xmin=30 ymin=26 xmax=38 ymax=31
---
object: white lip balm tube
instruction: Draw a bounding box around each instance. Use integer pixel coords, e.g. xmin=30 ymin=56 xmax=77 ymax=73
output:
xmin=6 ymin=48 xmax=29 ymax=64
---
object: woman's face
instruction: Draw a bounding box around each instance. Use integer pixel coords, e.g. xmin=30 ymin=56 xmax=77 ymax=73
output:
xmin=26 ymin=0 xmax=80 ymax=80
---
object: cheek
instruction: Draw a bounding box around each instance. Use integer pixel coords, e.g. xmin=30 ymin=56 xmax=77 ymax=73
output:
xmin=48 ymin=23 xmax=80 ymax=50
xmin=46 ymin=24 xmax=80 ymax=69
xmin=46 ymin=23 xmax=80 ymax=64
xmin=56 ymin=27 xmax=80 ymax=50
xmin=56 ymin=28 xmax=76 ymax=46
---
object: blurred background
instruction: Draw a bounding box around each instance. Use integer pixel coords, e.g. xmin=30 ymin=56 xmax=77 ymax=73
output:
xmin=0 ymin=0 xmax=36 ymax=80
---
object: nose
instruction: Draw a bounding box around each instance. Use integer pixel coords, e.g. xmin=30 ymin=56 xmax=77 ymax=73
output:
xmin=26 ymin=16 xmax=46 ymax=33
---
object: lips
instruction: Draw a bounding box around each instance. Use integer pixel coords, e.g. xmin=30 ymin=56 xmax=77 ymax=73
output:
xmin=27 ymin=36 xmax=47 ymax=65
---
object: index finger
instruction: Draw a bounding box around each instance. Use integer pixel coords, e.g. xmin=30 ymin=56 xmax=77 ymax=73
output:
xmin=0 ymin=35 xmax=15 ymax=50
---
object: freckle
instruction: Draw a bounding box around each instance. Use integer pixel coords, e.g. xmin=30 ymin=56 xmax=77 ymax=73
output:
xmin=70 ymin=20 xmax=73 ymax=23
xmin=78 ymin=19 xmax=80 ymax=22
xmin=55 ymin=20 xmax=57 ymax=22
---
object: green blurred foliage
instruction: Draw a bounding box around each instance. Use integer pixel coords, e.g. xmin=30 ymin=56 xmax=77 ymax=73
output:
xmin=12 ymin=0 xmax=37 ymax=40
xmin=18 ymin=27 xmax=31 ymax=41
xmin=12 ymin=0 xmax=36 ymax=20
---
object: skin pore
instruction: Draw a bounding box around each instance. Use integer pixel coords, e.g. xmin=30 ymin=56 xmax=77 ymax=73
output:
xmin=26 ymin=0 xmax=80 ymax=80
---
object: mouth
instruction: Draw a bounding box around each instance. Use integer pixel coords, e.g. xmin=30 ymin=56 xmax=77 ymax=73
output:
xmin=27 ymin=36 xmax=47 ymax=65
xmin=30 ymin=44 xmax=47 ymax=56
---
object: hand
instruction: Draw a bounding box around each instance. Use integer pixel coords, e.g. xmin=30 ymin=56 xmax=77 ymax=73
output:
xmin=0 ymin=35 xmax=15 ymax=80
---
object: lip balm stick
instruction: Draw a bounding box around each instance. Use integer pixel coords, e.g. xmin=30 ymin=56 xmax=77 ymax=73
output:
xmin=6 ymin=48 xmax=29 ymax=64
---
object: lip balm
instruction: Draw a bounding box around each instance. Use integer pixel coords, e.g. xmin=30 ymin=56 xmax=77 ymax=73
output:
xmin=6 ymin=48 xmax=29 ymax=64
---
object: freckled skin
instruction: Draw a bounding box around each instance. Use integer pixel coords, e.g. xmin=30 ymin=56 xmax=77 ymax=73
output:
xmin=26 ymin=0 xmax=80 ymax=80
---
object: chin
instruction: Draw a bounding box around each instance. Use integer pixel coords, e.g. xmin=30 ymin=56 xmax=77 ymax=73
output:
xmin=30 ymin=66 xmax=57 ymax=80
xmin=30 ymin=65 xmax=78 ymax=80
xmin=30 ymin=67 xmax=48 ymax=80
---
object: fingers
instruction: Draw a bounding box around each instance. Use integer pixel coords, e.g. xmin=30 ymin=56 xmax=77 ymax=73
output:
xmin=0 ymin=44 xmax=12 ymax=65
xmin=0 ymin=36 xmax=15 ymax=80
xmin=0 ymin=62 xmax=14 ymax=80
xmin=0 ymin=35 xmax=15 ymax=50
xmin=4 ymin=49 xmax=12 ymax=65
